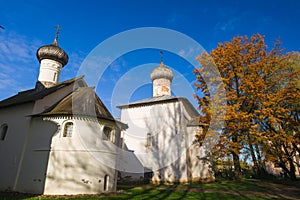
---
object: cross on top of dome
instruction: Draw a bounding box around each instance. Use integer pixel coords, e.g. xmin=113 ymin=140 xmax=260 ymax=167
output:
xmin=52 ymin=25 xmax=61 ymax=46
xmin=36 ymin=25 xmax=68 ymax=66
xmin=150 ymin=50 xmax=174 ymax=81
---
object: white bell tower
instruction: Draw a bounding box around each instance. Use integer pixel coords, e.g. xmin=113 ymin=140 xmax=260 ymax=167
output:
xmin=36 ymin=25 xmax=68 ymax=88
xmin=150 ymin=51 xmax=174 ymax=97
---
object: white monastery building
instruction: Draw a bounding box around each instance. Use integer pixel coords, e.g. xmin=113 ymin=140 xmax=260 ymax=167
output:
xmin=0 ymin=31 xmax=214 ymax=195
xmin=117 ymin=56 xmax=215 ymax=184
xmin=0 ymin=32 xmax=128 ymax=195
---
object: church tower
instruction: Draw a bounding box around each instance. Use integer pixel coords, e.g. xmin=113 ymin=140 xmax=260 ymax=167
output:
xmin=150 ymin=51 xmax=174 ymax=97
xmin=36 ymin=26 xmax=68 ymax=88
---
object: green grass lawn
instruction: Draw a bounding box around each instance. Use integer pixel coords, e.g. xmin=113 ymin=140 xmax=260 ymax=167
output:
xmin=0 ymin=179 xmax=298 ymax=200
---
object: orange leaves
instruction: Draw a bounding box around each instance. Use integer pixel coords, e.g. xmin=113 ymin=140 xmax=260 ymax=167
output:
xmin=194 ymin=33 xmax=300 ymax=173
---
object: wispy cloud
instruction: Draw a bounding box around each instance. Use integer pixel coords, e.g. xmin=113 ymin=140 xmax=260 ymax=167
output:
xmin=110 ymin=57 xmax=127 ymax=73
xmin=0 ymin=32 xmax=40 ymax=62
xmin=61 ymin=50 xmax=87 ymax=80
xmin=178 ymin=47 xmax=197 ymax=58
xmin=0 ymin=31 xmax=90 ymax=100
xmin=214 ymin=17 xmax=240 ymax=32
xmin=166 ymin=13 xmax=184 ymax=26
xmin=178 ymin=46 xmax=204 ymax=64
xmin=0 ymin=31 xmax=41 ymax=100
xmin=0 ymin=78 xmax=18 ymax=90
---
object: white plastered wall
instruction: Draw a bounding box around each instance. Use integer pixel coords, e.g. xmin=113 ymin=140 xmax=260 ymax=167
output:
xmin=0 ymin=103 xmax=34 ymax=191
xmin=120 ymin=100 xmax=195 ymax=183
xmin=43 ymin=117 xmax=120 ymax=195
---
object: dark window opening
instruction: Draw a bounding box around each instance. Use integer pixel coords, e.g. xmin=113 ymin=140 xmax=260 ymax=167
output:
xmin=53 ymin=72 xmax=57 ymax=82
xmin=0 ymin=124 xmax=8 ymax=140
xmin=103 ymin=127 xmax=113 ymax=142
xmin=146 ymin=133 xmax=151 ymax=147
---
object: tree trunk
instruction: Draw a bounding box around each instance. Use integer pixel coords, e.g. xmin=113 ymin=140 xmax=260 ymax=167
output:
xmin=288 ymin=158 xmax=297 ymax=181
xmin=247 ymin=134 xmax=259 ymax=176
xmin=231 ymin=133 xmax=242 ymax=179
xmin=232 ymin=151 xmax=242 ymax=179
xmin=283 ymin=144 xmax=297 ymax=180
xmin=277 ymin=144 xmax=297 ymax=180
xmin=255 ymin=142 xmax=267 ymax=177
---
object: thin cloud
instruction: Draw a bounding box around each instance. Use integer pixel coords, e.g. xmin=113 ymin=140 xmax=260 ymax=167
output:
xmin=61 ymin=51 xmax=87 ymax=81
xmin=110 ymin=58 xmax=123 ymax=73
xmin=0 ymin=78 xmax=17 ymax=89
xmin=0 ymin=32 xmax=40 ymax=62
xmin=167 ymin=15 xmax=178 ymax=25
xmin=166 ymin=13 xmax=184 ymax=26
xmin=0 ymin=32 xmax=88 ymax=100
xmin=214 ymin=17 xmax=240 ymax=32
xmin=178 ymin=47 xmax=202 ymax=58
xmin=0 ymin=32 xmax=41 ymax=100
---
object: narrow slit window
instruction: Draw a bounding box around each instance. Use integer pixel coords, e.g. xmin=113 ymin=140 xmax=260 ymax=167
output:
xmin=0 ymin=124 xmax=8 ymax=140
xmin=104 ymin=175 xmax=109 ymax=191
xmin=53 ymin=72 xmax=57 ymax=82
xmin=146 ymin=133 xmax=151 ymax=147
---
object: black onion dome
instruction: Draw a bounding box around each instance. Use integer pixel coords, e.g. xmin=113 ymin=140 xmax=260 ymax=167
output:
xmin=36 ymin=39 xmax=68 ymax=66
xmin=150 ymin=62 xmax=174 ymax=81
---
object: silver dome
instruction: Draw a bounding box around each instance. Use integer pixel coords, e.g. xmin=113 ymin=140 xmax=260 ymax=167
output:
xmin=36 ymin=40 xmax=68 ymax=66
xmin=150 ymin=62 xmax=174 ymax=81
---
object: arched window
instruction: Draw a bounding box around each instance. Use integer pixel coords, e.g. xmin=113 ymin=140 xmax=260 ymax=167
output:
xmin=63 ymin=122 xmax=73 ymax=137
xmin=0 ymin=124 xmax=8 ymax=140
xmin=104 ymin=175 xmax=109 ymax=191
xmin=103 ymin=127 xmax=114 ymax=142
xmin=146 ymin=133 xmax=151 ymax=147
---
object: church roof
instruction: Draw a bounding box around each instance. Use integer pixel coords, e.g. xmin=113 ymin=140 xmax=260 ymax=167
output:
xmin=117 ymin=95 xmax=178 ymax=108
xmin=0 ymin=76 xmax=127 ymax=128
xmin=0 ymin=76 xmax=85 ymax=109
xmin=117 ymin=96 xmax=199 ymax=116
xmin=38 ymin=87 xmax=128 ymax=128
xmin=39 ymin=87 xmax=114 ymax=121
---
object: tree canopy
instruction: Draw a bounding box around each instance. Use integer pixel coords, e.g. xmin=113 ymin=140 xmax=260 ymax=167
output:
xmin=194 ymin=34 xmax=300 ymax=180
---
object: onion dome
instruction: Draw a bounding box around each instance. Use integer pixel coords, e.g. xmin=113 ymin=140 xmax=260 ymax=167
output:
xmin=150 ymin=62 xmax=174 ymax=81
xmin=36 ymin=36 xmax=68 ymax=66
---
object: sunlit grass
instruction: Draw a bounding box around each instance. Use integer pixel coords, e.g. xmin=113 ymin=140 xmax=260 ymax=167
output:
xmin=0 ymin=179 xmax=294 ymax=200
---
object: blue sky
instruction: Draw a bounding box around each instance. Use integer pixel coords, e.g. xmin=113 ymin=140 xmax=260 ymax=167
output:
xmin=0 ymin=0 xmax=299 ymax=117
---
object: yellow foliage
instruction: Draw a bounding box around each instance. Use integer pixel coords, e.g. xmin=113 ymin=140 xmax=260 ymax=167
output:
xmin=194 ymin=34 xmax=300 ymax=168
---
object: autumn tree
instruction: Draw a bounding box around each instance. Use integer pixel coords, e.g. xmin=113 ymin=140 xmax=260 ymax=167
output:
xmin=194 ymin=34 xmax=300 ymax=180
xmin=260 ymin=51 xmax=300 ymax=180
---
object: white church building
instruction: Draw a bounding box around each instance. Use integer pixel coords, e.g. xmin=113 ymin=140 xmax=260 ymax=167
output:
xmin=117 ymin=58 xmax=215 ymax=184
xmin=0 ymin=32 xmax=128 ymax=195
xmin=0 ymin=31 xmax=214 ymax=195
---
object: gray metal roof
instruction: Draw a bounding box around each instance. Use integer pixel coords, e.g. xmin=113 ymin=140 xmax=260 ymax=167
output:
xmin=0 ymin=76 xmax=127 ymax=129
xmin=0 ymin=76 xmax=85 ymax=109
xmin=40 ymin=87 xmax=114 ymax=120
xmin=117 ymin=95 xmax=205 ymax=131
xmin=117 ymin=95 xmax=180 ymax=108
xmin=34 ymin=85 xmax=128 ymax=129
xmin=117 ymin=95 xmax=199 ymax=116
